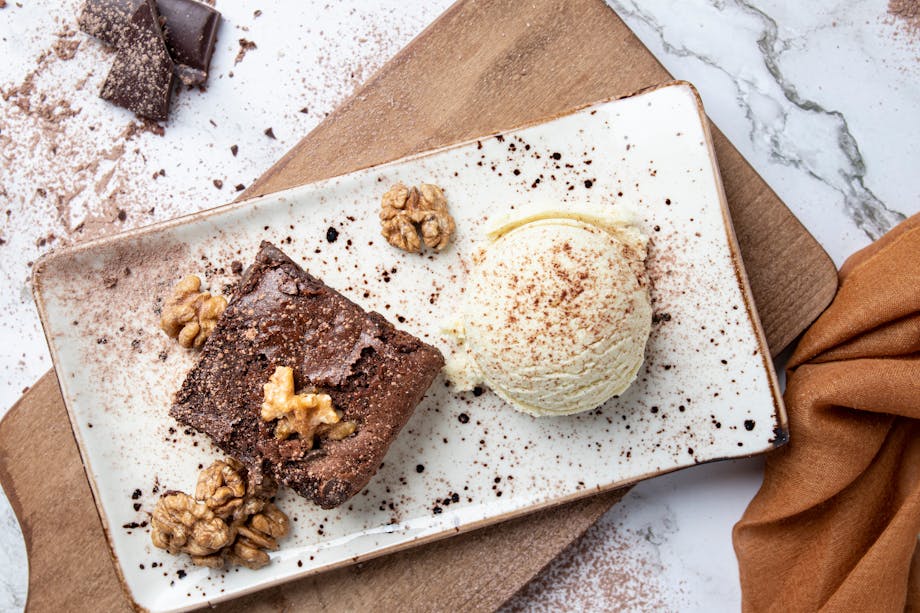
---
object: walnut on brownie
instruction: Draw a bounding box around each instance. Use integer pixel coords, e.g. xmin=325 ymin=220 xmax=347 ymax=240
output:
xmin=170 ymin=242 xmax=444 ymax=509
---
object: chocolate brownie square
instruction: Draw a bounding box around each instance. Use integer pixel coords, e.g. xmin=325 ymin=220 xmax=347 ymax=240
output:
xmin=171 ymin=242 xmax=444 ymax=508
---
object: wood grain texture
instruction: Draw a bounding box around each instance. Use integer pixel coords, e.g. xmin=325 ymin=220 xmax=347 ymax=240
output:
xmin=0 ymin=0 xmax=837 ymax=611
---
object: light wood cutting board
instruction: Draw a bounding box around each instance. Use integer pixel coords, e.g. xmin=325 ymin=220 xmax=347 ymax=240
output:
xmin=0 ymin=0 xmax=837 ymax=611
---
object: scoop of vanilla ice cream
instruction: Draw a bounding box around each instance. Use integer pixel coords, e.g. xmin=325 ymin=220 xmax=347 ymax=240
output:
xmin=445 ymin=210 xmax=651 ymax=416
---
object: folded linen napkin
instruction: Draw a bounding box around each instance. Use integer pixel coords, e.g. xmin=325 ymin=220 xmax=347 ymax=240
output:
xmin=734 ymin=214 xmax=920 ymax=612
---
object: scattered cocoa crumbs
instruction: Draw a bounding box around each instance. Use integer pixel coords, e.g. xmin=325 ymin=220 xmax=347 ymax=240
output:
xmin=299 ymin=107 xmax=309 ymax=114
xmin=234 ymin=183 xmax=245 ymax=192
xmin=235 ymin=38 xmax=257 ymax=65
xmin=500 ymin=512 xmax=669 ymax=611
xmin=121 ymin=119 xmax=165 ymax=139
xmin=264 ymin=127 xmax=276 ymax=139
xmin=213 ymin=179 xmax=223 ymax=189
xmin=230 ymin=144 xmax=238 ymax=156
xmin=888 ymin=0 xmax=920 ymax=41
xmin=52 ymin=37 xmax=80 ymax=61
xmin=652 ymin=312 xmax=672 ymax=324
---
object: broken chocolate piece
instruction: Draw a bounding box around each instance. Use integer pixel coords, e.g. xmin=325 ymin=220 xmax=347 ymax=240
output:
xmin=156 ymin=0 xmax=221 ymax=86
xmin=79 ymin=0 xmax=142 ymax=46
xmin=80 ymin=0 xmax=221 ymax=86
xmin=100 ymin=0 xmax=175 ymax=121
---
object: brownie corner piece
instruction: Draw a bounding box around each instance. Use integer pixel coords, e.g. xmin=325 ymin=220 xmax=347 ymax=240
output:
xmin=170 ymin=241 xmax=444 ymax=509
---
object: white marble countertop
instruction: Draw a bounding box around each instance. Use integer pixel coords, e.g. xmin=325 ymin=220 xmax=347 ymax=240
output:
xmin=0 ymin=0 xmax=917 ymax=610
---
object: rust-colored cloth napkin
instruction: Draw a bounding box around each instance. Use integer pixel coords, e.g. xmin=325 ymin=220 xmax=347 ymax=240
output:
xmin=734 ymin=213 xmax=920 ymax=612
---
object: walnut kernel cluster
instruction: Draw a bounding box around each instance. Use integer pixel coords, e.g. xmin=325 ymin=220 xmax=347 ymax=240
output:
xmin=379 ymin=182 xmax=455 ymax=253
xmin=159 ymin=275 xmax=228 ymax=348
xmin=150 ymin=459 xmax=288 ymax=569
xmin=261 ymin=366 xmax=356 ymax=442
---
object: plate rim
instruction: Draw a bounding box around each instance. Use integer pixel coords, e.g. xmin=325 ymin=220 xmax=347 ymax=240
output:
xmin=30 ymin=79 xmax=786 ymax=612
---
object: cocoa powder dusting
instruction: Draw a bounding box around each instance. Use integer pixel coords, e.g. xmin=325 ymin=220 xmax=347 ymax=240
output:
xmin=0 ymin=0 xmax=446 ymax=434
xmin=888 ymin=0 xmax=920 ymax=41
xmin=500 ymin=512 xmax=675 ymax=611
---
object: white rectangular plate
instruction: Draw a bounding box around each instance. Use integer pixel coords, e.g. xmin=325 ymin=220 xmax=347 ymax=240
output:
xmin=33 ymin=81 xmax=784 ymax=612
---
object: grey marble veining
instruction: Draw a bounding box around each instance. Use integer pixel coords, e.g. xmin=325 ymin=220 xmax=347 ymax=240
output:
xmin=610 ymin=0 xmax=907 ymax=241
xmin=0 ymin=496 xmax=26 ymax=613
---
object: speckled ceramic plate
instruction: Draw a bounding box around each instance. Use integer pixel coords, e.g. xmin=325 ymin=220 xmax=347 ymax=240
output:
xmin=33 ymin=81 xmax=784 ymax=612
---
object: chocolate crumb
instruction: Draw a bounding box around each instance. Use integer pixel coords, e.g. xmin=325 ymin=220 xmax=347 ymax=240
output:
xmin=177 ymin=569 xmax=186 ymax=579
xmin=416 ymin=464 xmax=425 ymax=473
xmin=131 ymin=488 xmax=142 ymax=500
xmin=117 ymin=209 xmax=127 ymax=222
xmin=230 ymin=144 xmax=238 ymax=156
xmin=234 ymin=183 xmax=245 ymax=192
xmin=744 ymin=419 xmax=756 ymax=431
xmin=212 ymin=179 xmax=223 ymax=189
xmin=326 ymin=226 xmax=339 ymax=243
xmin=264 ymin=127 xmax=276 ymax=139
xmin=299 ymin=107 xmax=309 ymax=114
xmin=235 ymin=38 xmax=257 ymax=65
xmin=230 ymin=260 xmax=243 ymax=274
xmin=458 ymin=413 xmax=470 ymax=424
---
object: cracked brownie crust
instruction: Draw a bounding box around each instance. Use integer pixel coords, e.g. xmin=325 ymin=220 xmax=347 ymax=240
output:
xmin=171 ymin=241 xmax=444 ymax=508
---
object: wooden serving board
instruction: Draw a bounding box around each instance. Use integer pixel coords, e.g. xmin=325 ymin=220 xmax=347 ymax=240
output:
xmin=0 ymin=0 xmax=837 ymax=611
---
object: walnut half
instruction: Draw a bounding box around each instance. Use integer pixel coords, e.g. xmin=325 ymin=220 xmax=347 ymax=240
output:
xmin=380 ymin=182 xmax=455 ymax=253
xmin=194 ymin=458 xmax=248 ymax=519
xmin=227 ymin=503 xmax=290 ymax=569
xmin=150 ymin=491 xmax=233 ymax=557
xmin=159 ymin=275 xmax=227 ymax=348
xmin=261 ymin=366 xmax=346 ymax=442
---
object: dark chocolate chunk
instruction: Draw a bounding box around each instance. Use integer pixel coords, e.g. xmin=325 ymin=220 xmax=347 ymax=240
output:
xmin=171 ymin=242 xmax=444 ymax=509
xmin=156 ymin=0 xmax=220 ymax=86
xmin=79 ymin=0 xmax=143 ymax=46
xmin=100 ymin=0 xmax=175 ymax=121
xmin=80 ymin=0 xmax=221 ymax=86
